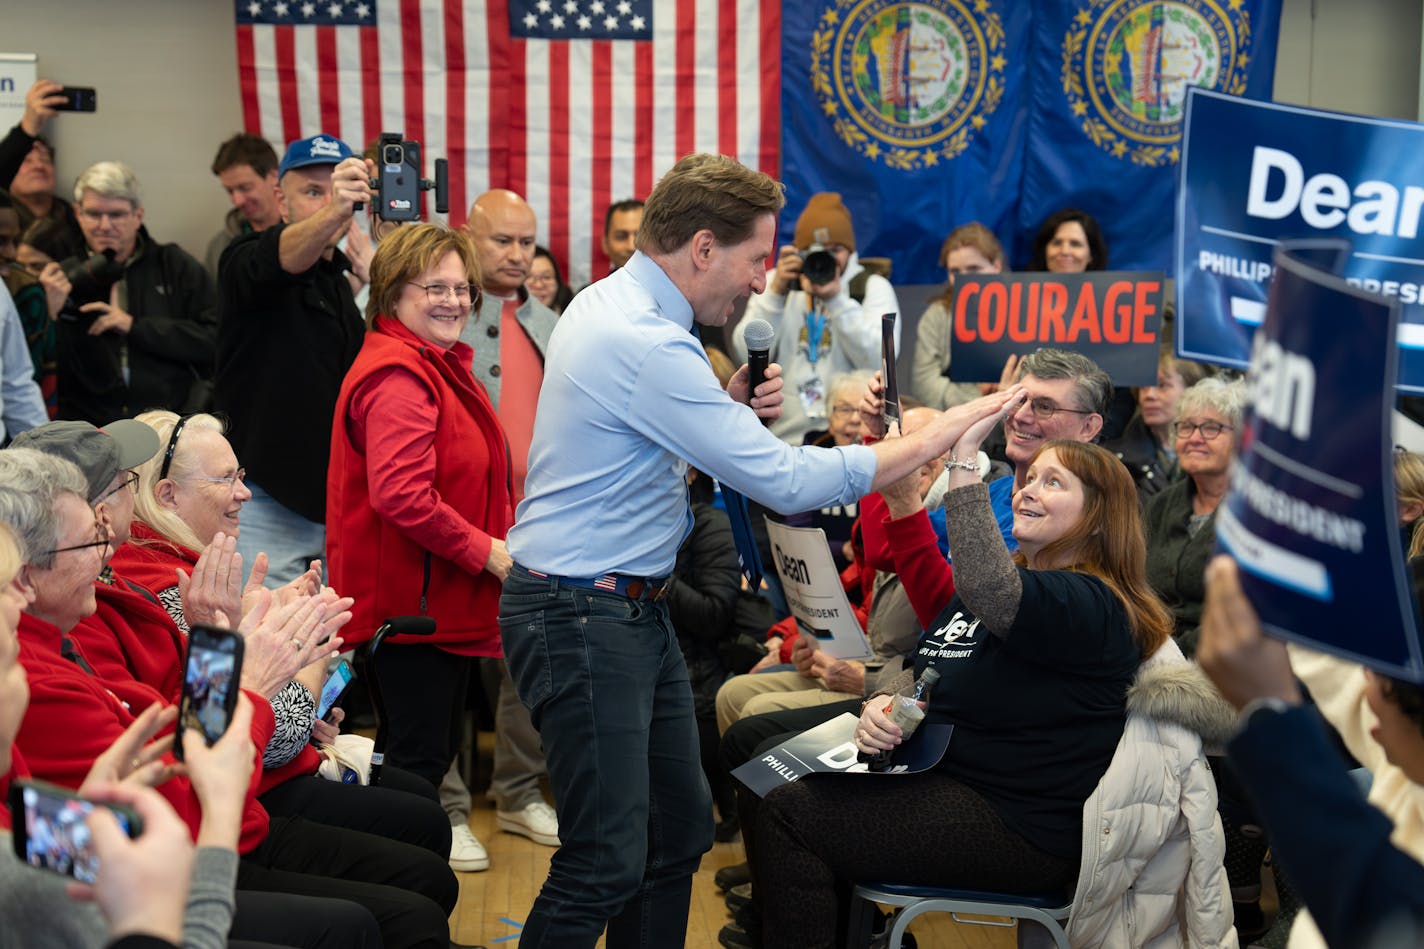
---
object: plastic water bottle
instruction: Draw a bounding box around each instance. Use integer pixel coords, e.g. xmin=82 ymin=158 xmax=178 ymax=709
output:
xmin=865 ymin=666 xmax=940 ymax=772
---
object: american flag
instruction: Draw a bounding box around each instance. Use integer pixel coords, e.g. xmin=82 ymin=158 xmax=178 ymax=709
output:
xmin=234 ymin=0 xmax=781 ymax=287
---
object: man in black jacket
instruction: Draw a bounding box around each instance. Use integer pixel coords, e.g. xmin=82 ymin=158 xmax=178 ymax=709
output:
xmin=56 ymin=161 xmax=216 ymax=425
xmin=215 ymin=134 xmax=369 ymax=584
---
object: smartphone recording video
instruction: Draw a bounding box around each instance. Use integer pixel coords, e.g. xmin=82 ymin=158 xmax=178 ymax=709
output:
xmin=9 ymin=779 xmax=141 ymax=883
xmin=177 ymin=625 xmax=244 ymax=760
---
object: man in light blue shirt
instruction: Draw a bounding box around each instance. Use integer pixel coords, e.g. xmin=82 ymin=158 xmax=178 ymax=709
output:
xmin=0 ymin=282 xmax=47 ymax=442
xmin=500 ymin=153 xmax=1020 ymax=949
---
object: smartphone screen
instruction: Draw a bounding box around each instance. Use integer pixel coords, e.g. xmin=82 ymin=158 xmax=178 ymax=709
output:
xmin=177 ymin=626 xmax=244 ymax=760
xmin=55 ymin=86 xmax=97 ymax=112
xmin=315 ymin=659 xmax=355 ymax=722
xmin=10 ymin=780 xmax=140 ymax=883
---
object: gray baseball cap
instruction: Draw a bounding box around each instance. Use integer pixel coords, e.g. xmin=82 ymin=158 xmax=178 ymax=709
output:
xmin=11 ymin=419 xmax=161 ymax=503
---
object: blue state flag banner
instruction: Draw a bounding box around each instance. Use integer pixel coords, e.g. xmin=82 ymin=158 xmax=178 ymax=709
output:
xmin=1018 ymin=0 xmax=1282 ymax=273
xmin=1216 ymin=240 xmax=1424 ymax=681
xmin=779 ymin=0 xmax=1031 ymax=285
xmin=1177 ymin=89 xmax=1424 ymax=392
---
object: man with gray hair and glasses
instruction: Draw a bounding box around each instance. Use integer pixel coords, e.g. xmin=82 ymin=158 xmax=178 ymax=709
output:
xmin=56 ymin=161 xmax=216 ymax=425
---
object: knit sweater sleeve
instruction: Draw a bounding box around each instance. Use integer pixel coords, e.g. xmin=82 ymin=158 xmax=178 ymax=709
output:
xmin=941 ymin=482 xmax=1021 ymax=636
xmin=180 ymin=847 xmax=239 ymax=949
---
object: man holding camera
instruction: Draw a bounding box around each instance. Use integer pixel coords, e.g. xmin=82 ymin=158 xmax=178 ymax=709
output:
xmin=732 ymin=192 xmax=899 ymax=444
xmin=215 ymin=134 xmax=371 ymax=584
xmin=53 ymin=161 xmax=216 ymax=427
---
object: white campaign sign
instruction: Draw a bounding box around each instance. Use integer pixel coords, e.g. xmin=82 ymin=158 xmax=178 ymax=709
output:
xmin=0 ymin=55 xmax=37 ymax=133
xmin=764 ymin=519 xmax=872 ymax=661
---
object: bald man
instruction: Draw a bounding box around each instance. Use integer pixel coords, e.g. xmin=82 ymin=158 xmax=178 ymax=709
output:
xmin=446 ymin=189 xmax=560 ymax=861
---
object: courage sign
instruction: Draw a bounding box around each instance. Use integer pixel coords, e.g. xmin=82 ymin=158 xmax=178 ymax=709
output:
xmin=949 ymin=272 xmax=1165 ymax=386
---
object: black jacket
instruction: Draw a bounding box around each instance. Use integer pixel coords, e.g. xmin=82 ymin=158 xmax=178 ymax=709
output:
xmin=56 ymin=229 xmax=217 ymax=425
xmin=668 ymin=501 xmax=742 ymax=717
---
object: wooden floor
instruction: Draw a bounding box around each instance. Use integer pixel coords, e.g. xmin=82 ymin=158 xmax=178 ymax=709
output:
xmin=446 ymin=732 xmax=1015 ymax=949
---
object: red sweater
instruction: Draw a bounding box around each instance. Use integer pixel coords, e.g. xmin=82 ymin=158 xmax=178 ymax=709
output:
xmin=327 ymin=317 xmax=513 ymax=654
xmin=15 ymin=612 xmax=273 ymax=852
xmin=71 ymin=567 xmax=187 ymax=700
xmin=105 ymin=532 xmax=323 ymax=791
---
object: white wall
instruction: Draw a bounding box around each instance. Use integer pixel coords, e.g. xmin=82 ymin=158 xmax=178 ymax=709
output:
xmin=4 ymin=0 xmax=1420 ymax=260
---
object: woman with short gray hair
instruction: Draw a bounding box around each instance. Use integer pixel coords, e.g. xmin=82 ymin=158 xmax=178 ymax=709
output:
xmin=1142 ymin=375 xmax=1245 ymax=655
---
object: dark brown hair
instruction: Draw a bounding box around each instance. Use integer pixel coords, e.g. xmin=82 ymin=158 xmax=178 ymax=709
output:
xmin=636 ymin=154 xmax=784 ymax=255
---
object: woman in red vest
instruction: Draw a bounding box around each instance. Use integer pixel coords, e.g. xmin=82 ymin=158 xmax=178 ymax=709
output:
xmin=326 ymin=223 xmax=514 ymax=797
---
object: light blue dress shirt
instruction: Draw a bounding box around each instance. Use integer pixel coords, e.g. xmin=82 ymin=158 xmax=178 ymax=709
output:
xmin=0 ymin=282 xmax=48 ymax=443
xmin=507 ymin=252 xmax=878 ymax=578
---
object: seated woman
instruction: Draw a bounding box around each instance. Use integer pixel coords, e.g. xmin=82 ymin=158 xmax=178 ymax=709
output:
xmin=112 ymin=410 xmax=324 ymax=771
xmin=108 ymin=411 xmax=451 ymax=855
xmin=1105 ymin=344 xmax=1212 ymax=506
xmin=1143 ymin=376 xmax=1245 ymax=654
xmin=910 ymin=222 xmax=1006 ymax=411
xmin=756 ymin=394 xmax=1175 ymax=945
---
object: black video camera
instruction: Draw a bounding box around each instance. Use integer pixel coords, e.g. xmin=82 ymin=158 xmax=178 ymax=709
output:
xmin=369 ymin=133 xmax=448 ymax=221
xmin=57 ymin=250 xmax=124 ymax=323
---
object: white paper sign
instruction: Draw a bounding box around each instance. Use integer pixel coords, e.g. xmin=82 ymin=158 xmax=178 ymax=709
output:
xmin=0 ymin=55 xmax=37 ymax=133
xmin=764 ymin=519 xmax=872 ymax=661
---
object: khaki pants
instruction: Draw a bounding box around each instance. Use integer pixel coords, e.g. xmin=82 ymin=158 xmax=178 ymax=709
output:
xmin=714 ymin=670 xmax=859 ymax=733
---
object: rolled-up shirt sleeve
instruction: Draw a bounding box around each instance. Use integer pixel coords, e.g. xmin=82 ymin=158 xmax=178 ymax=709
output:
xmin=347 ymin=366 xmax=495 ymax=575
xmin=625 ymin=334 xmax=877 ymax=513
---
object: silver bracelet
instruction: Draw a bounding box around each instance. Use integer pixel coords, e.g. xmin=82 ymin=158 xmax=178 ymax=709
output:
xmin=943 ymin=452 xmax=978 ymax=473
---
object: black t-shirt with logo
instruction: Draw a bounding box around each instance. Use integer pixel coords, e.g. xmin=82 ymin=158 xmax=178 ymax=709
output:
xmin=915 ymin=569 xmax=1139 ymax=860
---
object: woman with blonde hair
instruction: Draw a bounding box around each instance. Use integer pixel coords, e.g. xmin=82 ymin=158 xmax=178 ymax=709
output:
xmin=1395 ymin=449 xmax=1424 ymax=559
xmin=911 ymin=222 xmax=1005 ymax=410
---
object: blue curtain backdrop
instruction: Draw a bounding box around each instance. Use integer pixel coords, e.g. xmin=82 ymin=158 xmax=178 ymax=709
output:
xmin=779 ymin=0 xmax=1283 ymax=283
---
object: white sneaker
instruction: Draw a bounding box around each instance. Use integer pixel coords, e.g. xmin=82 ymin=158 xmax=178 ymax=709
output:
xmin=497 ymin=801 xmax=560 ymax=846
xmin=448 ymin=823 xmax=489 ymax=872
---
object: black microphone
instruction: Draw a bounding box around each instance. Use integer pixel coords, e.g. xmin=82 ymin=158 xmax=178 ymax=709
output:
xmin=742 ymin=318 xmax=775 ymax=412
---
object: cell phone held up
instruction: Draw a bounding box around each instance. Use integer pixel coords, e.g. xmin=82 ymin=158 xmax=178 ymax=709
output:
xmin=176 ymin=625 xmax=244 ymax=761
xmin=9 ymin=779 xmax=141 ymax=883
xmin=315 ymin=659 xmax=355 ymax=724
xmin=54 ymin=86 xmax=97 ymax=112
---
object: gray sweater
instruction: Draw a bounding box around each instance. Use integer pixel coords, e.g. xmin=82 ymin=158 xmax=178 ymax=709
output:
xmin=0 ymin=835 xmax=238 ymax=949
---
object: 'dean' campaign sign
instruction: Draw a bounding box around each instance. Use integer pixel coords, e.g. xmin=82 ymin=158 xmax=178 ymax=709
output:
xmin=1215 ymin=240 xmax=1424 ymax=681
xmin=1177 ymin=88 xmax=1424 ymax=393
xmin=951 ymin=272 xmax=1164 ymax=386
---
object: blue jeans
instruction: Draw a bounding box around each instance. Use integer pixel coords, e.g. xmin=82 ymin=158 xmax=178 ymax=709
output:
xmin=499 ymin=566 xmax=714 ymax=948
xmin=235 ymin=480 xmax=327 ymax=586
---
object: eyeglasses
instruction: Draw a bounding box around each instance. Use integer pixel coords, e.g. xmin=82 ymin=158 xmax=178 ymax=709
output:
xmin=525 ymin=273 xmax=556 ymax=286
xmin=1173 ymin=420 xmax=1234 ymax=441
xmin=1024 ymin=397 xmax=1093 ymax=421
xmin=45 ymin=517 xmax=110 ymax=557
xmin=410 ymin=283 xmax=478 ymax=307
xmin=78 ymin=207 xmax=135 ymax=224
xmin=830 ymin=404 xmax=859 ymax=419
xmin=158 ymin=415 xmax=190 ymax=481
xmin=186 ymin=467 xmax=247 ymax=491
xmin=97 ymin=470 xmax=139 ymax=503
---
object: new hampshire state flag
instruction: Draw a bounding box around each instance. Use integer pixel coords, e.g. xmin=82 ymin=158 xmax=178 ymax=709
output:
xmin=779 ymin=0 xmax=1033 ymax=285
xmin=1017 ymin=0 xmax=1283 ymax=271
xmin=781 ymin=0 xmax=1282 ymax=282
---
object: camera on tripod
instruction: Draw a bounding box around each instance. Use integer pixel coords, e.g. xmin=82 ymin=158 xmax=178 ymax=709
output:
xmin=369 ymin=132 xmax=448 ymax=221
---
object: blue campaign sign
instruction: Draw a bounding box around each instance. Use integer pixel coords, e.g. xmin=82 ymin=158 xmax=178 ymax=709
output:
xmin=1176 ymin=89 xmax=1424 ymax=393
xmin=1215 ymin=240 xmax=1424 ymax=681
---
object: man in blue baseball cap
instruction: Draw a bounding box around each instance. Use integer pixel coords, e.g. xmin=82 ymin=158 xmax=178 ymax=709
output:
xmin=213 ymin=133 xmax=373 ymax=585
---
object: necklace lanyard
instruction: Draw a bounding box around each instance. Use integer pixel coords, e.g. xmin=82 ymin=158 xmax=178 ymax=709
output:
xmin=804 ymin=302 xmax=826 ymax=366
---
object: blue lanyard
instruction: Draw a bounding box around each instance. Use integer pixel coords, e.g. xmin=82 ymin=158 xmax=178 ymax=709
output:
xmin=804 ymin=303 xmax=826 ymax=366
